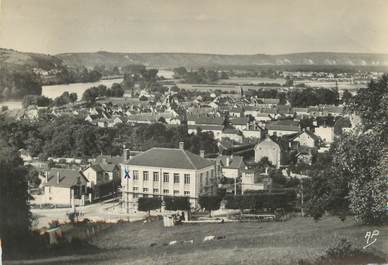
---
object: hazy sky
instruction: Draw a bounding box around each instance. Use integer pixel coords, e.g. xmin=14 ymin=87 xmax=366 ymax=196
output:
xmin=1 ymin=0 xmax=388 ymax=55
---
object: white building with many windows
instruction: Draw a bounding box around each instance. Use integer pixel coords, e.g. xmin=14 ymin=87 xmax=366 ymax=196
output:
xmin=121 ymin=143 xmax=216 ymax=212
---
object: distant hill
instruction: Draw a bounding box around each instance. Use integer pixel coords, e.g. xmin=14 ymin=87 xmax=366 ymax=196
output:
xmin=56 ymin=51 xmax=388 ymax=69
xmin=0 ymin=48 xmax=64 ymax=70
xmin=2 ymin=48 xmax=388 ymax=70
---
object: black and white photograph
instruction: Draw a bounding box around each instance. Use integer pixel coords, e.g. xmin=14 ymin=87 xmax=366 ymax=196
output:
xmin=0 ymin=0 xmax=387 ymax=264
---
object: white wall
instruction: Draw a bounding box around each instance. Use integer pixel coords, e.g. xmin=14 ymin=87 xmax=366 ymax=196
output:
xmin=44 ymin=186 xmax=71 ymax=205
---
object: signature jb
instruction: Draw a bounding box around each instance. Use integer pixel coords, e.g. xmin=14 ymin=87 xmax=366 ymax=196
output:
xmin=363 ymin=230 xmax=379 ymax=249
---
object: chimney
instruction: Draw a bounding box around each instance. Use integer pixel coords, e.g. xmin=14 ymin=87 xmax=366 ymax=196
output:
xmin=265 ymin=167 xmax=269 ymax=175
xmin=56 ymin=171 xmax=60 ymax=184
xmin=179 ymin=141 xmax=184 ymax=150
xmin=200 ymin=150 xmax=205 ymax=158
xmin=306 ymin=126 xmax=310 ymax=132
xmin=45 ymin=171 xmax=49 ymax=183
xmin=226 ymin=157 xmax=230 ymax=167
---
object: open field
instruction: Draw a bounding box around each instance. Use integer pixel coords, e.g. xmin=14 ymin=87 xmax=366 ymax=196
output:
xmin=8 ymin=216 xmax=388 ymax=265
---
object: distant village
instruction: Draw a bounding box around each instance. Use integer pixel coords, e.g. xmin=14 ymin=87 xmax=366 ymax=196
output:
xmin=10 ymin=68 xmax=368 ymax=214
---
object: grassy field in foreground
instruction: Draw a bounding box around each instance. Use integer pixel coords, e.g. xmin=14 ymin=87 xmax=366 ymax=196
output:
xmin=13 ymin=216 xmax=388 ymax=265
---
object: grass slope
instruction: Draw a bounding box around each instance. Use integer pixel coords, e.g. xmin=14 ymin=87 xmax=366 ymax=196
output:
xmin=34 ymin=216 xmax=388 ymax=265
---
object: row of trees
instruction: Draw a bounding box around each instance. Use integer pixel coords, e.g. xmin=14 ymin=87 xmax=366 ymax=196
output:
xmin=287 ymin=87 xmax=339 ymax=107
xmin=82 ymin=83 xmax=124 ymax=103
xmin=173 ymin=67 xmax=228 ymax=83
xmin=0 ymin=116 xmax=218 ymax=159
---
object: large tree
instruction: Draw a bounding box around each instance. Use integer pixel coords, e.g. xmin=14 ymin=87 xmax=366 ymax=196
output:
xmin=348 ymin=74 xmax=388 ymax=140
xmin=0 ymin=141 xmax=32 ymax=252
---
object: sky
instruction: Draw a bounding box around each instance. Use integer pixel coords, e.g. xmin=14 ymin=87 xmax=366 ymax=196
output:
xmin=0 ymin=0 xmax=388 ymax=55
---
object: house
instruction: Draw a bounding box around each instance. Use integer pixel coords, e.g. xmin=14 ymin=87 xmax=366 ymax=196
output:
xmin=221 ymin=128 xmax=243 ymax=143
xmin=42 ymin=168 xmax=89 ymax=206
xmin=82 ymin=164 xmax=109 ymax=186
xmin=230 ymin=117 xmax=249 ymax=131
xmin=242 ymin=124 xmax=263 ymax=140
xmin=292 ymin=107 xmax=309 ymax=116
xmin=214 ymin=155 xmax=246 ymax=180
xmin=121 ymin=142 xmax=216 ymax=211
xmin=257 ymin=98 xmax=279 ymax=107
xmin=188 ymin=124 xmax=224 ymax=139
xmin=266 ymin=120 xmax=300 ymax=136
xmin=291 ymin=130 xmax=320 ymax=149
xmin=315 ymin=126 xmax=334 ymax=144
xmin=244 ymin=106 xmax=261 ymax=117
xmin=241 ymin=169 xmax=272 ymax=194
xmin=254 ymin=136 xmax=282 ymax=168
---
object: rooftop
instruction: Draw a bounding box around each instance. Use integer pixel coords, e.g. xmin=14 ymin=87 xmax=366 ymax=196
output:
xmin=125 ymin=147 xmax=214 ymax=170
xmin=45 ymin=168 xmax=88 ymax=188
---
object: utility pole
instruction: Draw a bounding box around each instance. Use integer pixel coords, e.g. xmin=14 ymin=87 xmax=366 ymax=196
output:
xmin=234 ymin=177 xmax=237 ymax=196
xmin=300 ymin=180 xmax=304 ymax=217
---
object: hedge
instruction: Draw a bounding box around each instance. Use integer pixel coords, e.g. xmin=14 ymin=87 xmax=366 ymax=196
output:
xmin=164 ymin=196 xmax=190 ymax=211
xmin=138 ymin=197 xmax=162 ymax=212
xmin=198 ymin=195 xmax=223 ymax=211
xmin=225 ymin=191 xmax=297 ymax=211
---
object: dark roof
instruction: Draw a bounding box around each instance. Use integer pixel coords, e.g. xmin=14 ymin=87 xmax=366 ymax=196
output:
xmin=222 ymin=127 xmax=241 ymax=135
xmin=266 ymin=120 xmax=300 ymax=131
xmin=187 ymin=115 xmax=224 ymax=125
xmin=231 ymin=117 xmax=249 ymax=125
xmin=126 ymin=147 xmax=214 ymax=170
xmin=277 ymin=105 xmax=291 ymax=114
xmin=45 ymin=168 xmax=88 ymax=188
xmin=188 ymin=124 xmax=224 ymax=131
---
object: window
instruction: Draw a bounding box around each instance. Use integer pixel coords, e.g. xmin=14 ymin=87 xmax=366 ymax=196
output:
xmin=173 ymin=190 xmax=179 ymax=195
xmin=143 ymin=188 xmax=148 ymax=193
xmin=143 ymin=171 xmax=149 ymax=181
xmin=153 ymin=172 xmax=159 ymax=182
xmin=211 ymin=169 xmax=214 ymax=178
xmin=163 ymin=173 xmax=169 ymax=183
xmin=163 ymin=189 xmax=169 ymax=194
xmin=133 ymin=194 xmax=139 ymax=198
xmin=133 ymin=170 xmax=139 ymax=180
xmin=153 ymin=188 xmax=159 ymax=194
xmin=173 ymin=173 xmax=180 ymax=184
xmin=133 ymin=187 xmax=138 ymax=192
xmin=184 ymin=191 xmax=190 ymax=196
xmin=184 ymin=174 xmax=190 ymax=184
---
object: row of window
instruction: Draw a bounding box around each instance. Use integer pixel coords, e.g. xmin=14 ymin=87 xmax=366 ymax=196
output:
xmin=133 ymin=171 xmax=191 ymax=184
xmin=132 ymin=187 xmax=190 ymax=196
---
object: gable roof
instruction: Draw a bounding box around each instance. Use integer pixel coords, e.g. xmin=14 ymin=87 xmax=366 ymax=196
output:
xmin=215 ymin=155 xmax=245 ymax=169
xmin=45 ymin=168 xmax=88 ymax=188
xmin=291 ymin=130 xmax=321 ymax=142
xmin=126 ymin=147 xmax=214 ymax=170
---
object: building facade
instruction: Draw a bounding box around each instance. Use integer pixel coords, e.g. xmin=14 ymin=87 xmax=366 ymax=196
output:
xmin=121 ymin=144 xmax=216 ymax=212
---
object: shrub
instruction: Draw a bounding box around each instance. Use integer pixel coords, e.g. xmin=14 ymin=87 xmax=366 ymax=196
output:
xmin=138 ymin=197 xmax=161 ymax=213
xmin=198 ymin=195 xmax=222 ymax=213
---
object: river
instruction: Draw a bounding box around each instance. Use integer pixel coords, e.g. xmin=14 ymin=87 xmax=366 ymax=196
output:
xmin=0 ymin=78 xmax=123 ymax=110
